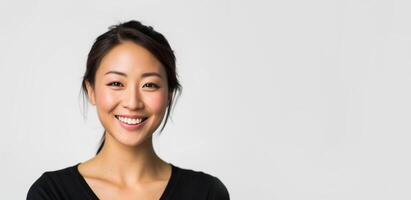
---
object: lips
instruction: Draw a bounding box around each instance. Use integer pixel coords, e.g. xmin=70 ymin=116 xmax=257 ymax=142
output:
xmin=115 ymin=114 xmax=147 ymax=118
xmin=114 ymin=115 xmax=148 ymax=123
xmin=114 ymin=114 xmax=149 ymax=130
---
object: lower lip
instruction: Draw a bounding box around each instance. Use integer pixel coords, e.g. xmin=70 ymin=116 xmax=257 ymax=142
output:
xmin=116 ymin=116 xmax=148 ymax=131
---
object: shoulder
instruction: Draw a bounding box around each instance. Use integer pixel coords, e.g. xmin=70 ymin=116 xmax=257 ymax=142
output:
xmin=26 ymin=164 xmax=79 ymax=200
xmin=172 ymin=165 xmax=230 ymax=200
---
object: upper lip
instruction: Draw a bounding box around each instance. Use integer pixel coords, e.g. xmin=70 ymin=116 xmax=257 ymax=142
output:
xmin=116 ymin=114 xmax=147 ymax=119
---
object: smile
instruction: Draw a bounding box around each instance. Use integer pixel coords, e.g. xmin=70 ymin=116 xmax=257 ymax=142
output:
xmin=115 ymin=115 xmax=148 ymax=125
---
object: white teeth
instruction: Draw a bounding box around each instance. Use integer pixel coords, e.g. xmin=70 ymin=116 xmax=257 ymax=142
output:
xmin=117 ymin=116 xmax=144 ymax=125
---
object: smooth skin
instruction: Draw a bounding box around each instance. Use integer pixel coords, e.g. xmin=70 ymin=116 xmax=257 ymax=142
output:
xmin=79 ymin=41 xmax=172 ymax=200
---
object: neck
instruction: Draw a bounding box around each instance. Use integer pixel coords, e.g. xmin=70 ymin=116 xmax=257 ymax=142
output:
xmin=94 ymin=131 xmax=168 ymax=186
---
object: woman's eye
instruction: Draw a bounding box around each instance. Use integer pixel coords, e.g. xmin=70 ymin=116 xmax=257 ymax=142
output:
xmin=143 ymin=83 xmax=159 ymax=88
xmin=108 ymin=82 xmax=123 ymax=87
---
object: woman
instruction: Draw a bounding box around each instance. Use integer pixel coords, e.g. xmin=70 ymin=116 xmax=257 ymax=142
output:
xmin=27 ymin=20 xmax=230 ymax=200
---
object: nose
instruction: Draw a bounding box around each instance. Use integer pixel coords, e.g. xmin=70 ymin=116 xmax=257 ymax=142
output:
xmin=122 ymin=86 xmax=144 ymax=110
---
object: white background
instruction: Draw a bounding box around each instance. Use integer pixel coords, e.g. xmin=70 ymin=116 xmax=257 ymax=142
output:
xmin=1 ymin=0 xmax=411 ymax=199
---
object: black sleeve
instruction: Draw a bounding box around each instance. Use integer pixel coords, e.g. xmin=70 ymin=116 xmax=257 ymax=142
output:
xmin=26 ymin=173 xmax=55 ymax=200
xmin=207 ymin=176 xmax=230 ymax=200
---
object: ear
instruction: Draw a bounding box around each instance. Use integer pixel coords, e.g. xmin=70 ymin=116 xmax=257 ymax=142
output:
xmin=85 ymin=80 xmax=96 ymax=106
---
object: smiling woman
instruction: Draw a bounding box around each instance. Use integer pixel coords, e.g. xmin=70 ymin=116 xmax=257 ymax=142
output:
xmin=26 ymin=20 xmax=230 ymax=200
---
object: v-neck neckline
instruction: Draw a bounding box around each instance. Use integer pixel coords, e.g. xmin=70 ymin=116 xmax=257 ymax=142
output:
xmin=72 ymin=162 xmax=178 ymax=200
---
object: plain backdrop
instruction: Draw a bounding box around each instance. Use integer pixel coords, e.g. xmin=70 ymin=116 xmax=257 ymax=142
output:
xmin=1 ymin=0 xmax=411 ymax=199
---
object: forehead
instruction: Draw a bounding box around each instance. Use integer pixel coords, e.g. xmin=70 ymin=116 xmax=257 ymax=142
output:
xmin=97 ymin=41 xmax=165 ymax=77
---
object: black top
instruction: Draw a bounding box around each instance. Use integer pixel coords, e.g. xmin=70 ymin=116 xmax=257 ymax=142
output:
xmin=27 ymin=163 xmax=230 ymax=200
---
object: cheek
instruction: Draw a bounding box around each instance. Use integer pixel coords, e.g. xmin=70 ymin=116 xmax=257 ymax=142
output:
xmin=144 ymin=92 xmax=168 ymax=114
xmin=96 ymin=88 xmax=118 ymax=112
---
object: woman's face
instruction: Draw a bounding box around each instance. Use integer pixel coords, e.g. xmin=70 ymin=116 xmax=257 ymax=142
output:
xmin=86 ymin=41 xmax=169 ymax=147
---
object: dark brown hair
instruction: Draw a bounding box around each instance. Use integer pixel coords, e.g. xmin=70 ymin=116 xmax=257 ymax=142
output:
xmin=80 ymin=20 xmax=182 ymax=155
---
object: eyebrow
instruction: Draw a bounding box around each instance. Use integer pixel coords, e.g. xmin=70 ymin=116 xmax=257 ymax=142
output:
xmin=104 ymin=70 xmax=163 ymax=79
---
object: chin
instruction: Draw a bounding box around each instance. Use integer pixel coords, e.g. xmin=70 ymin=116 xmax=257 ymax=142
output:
xmin=112 ymin=131 xmax=148 ymax=147
xmin=114 ymin=120 xmax=159 ymax=146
